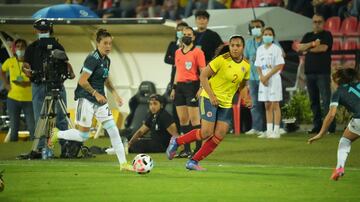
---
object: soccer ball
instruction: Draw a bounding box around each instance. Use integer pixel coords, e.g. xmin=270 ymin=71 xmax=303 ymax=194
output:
xmin=132 ymin=154 xmax=154 ymax=174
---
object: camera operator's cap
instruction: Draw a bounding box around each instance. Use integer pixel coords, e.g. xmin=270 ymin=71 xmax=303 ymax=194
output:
xmin=33 ymin=19 xmax=52 ymax=31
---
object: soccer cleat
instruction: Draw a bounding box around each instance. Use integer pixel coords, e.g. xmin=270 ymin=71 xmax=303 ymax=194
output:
xmin=330 ymin=167 xmax=344 ymax=181
xmin=48 ymin=127 xmax=59 ymax=148
xmin=245 ymin=129 xmax=259 ymax=135
xmin=120 ymin=162 xmax=134 ymax=172
xmin=186 ymin=159 xmax=206 ymax=171
xmin=166 ymin=137 xmax=179 ymax=160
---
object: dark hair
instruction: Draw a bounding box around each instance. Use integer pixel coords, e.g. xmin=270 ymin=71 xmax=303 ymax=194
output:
xmin=149 ymin=94 xmax=165 ymax=106
xmin=14 ymin=38 xmax=27 ymax=47
xmin=229 ymin=35 xmax=245 ymax=46
xmin=177 ymin=22 xmax=188 ymax=28
xmin=195 ymin=10 xmax=210 ymax=19
xmin=263 ymin=27 xmax=276 ymax=37
xmin=251 ymin=19 xmax=265 ymax=27
xmin=332 ymin=68 xmax=360 ymax=85
xmin=313 ymin=13 xmax=325 ymax=20
xmin=96 ymin=29 xmax=112 ymax=43
xmin=183 ymin=26 xmax=195 ymax=34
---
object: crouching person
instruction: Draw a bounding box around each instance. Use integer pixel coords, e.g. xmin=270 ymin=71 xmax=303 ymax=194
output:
xmin=128 ymin=94 xmax=179 ymax=153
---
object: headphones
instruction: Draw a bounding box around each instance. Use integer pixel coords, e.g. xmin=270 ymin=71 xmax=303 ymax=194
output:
xmin=248 ymin=19 xmax=265 ymax=35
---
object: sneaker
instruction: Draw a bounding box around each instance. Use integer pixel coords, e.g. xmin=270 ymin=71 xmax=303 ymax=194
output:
xmin=257 ymin=132 xmax=267 ymax=138
xmin=48 ymin=127 xmax=59 ymax=148
xmin=120 ymin=162 xmax=134 ymax=172
xmin=186 ymin=159 xmax=206 ymax=171
xmin=166 ymin=137 xmax=179 ymax=160
xmin=245 ymin=129 xmax=259 ymax=135
xmin=279 ymin=128 xmax=287 ymax=135
xmin=330 ymin=167 xmax=344 ymax=181
xmin=268 ymin=132 xmax=280 ymax=139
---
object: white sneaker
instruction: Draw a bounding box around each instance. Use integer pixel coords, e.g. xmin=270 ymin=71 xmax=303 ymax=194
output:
xmin=245 ymin=129 xmax=259 ymax=135
xmin=257 ymin=132 xmax=267 ymax=138
xmin=268 ymin=132 xmax=280 ymax=139
xmin=279 ymin=128 xmax=286 ymax=135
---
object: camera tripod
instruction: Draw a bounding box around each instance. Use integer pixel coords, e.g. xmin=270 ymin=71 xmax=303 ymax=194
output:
xmin=30 ymin=88 xmax=74 ymax=153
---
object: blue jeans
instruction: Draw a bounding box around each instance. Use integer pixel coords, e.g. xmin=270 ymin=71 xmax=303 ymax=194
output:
xmin=305 ymin=74 xmax=336 ymax=131
xmin=249 ymin=80 xmax=265 ymax=131
xmin=32 ymin=83 xmax=68 ymax=149
xmin=7 ymin=98 xmax=35 ymax=141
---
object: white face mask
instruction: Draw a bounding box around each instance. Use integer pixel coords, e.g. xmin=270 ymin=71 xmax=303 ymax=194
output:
xmin=38 ymin=32 xmax=50 ymax=39
xmin=251 ymin=28 xmax=262 ymax=37
xmin=15 ymin=50 xmax=25 ymax=58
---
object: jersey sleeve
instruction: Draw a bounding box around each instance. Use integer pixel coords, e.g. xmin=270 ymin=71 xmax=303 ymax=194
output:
xmin=82 ymin=55 xmax=98 ymax=75
xmin=322 ymin=31 xmax=333 ymax=51
xmin=274 ymin=46 xmax=285 ymax=66
xmin=197 ymin=49 xmax=206 ymax=69
xmin=1 ymin=58 xmax=10 ymax=72
xmin=159 ymin=111 xmax=174 ymax=129
xmin=330 ymin=89 xmax=340 ymax=107
xmin=208 ymin=55 xmax=222 ymax=73
xmin=300 ymin=32 xmax=310 ymax=43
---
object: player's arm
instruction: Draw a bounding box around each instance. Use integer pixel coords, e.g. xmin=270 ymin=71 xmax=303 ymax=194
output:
xmin=78 ymin=72 xmax=107 ymax=104
xmin=166 ymin=123 xmax=180 ymax=137
xmin=309 ymin=44 xmax=329 ymax=53
xmin=308 ymin=106 xmax=337 ymax=144
xmin=265 ymin=64 xmax=284 ymax=79
xmin=200 ymin=65 xmax=218 ymax=106
xmin=22 ymin=62 xmax=32 ymax=78
xmin=105 ymin=77 xmax=123 ymax=106
xmin=0 ymin=66 xmax=9 ymax=91
xmin=128 ymin=125 xmax=150 ymax=148
xmin=298 ymin=39 xmax=320 ymax=52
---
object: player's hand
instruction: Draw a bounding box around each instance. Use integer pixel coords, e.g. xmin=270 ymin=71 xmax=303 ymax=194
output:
xmin=260 ymin=76 xmax=269 ymax=86
xmin=114 ymin=94 xmax=124 ymax=107
xmin=170 ymin=89 xmax=175 ymax=100
xmin=314 ymin=39 xmax=321 ymax=47
xmin=22 ymin=67 xmax=32 ymax=78
xmin=95 ymin=92 xmax=107 ymax=104
xmin=196 ymin=88 xmax=202 ymax=99
xmin=307 ymin=133 xmax=323 ymax=144
xmin=209 ymin=94 xmax=219 ymax=106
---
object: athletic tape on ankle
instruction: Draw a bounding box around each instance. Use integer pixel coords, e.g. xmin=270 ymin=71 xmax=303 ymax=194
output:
xmin=103 ymin=120 xmax=116 ymax=130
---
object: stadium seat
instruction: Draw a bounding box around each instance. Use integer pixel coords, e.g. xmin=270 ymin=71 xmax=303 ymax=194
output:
xmin=248 ymin=0 xmax=261 ymax=7
xmin=341 ymin=16 xmax=358 ymax=37
xmin=324 ymin=16 xmax=341 ymax=37
xmin=342 ymin=38 xmax=357 ymax=60
xmin=232 ymin=0 xmax=249 ymax=8
xmin=331 ymin=38 xmax=342 ymax=61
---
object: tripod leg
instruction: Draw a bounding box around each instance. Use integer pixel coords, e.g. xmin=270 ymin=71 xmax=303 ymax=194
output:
xmin=57 ymin=98 xmax=74 ymax=129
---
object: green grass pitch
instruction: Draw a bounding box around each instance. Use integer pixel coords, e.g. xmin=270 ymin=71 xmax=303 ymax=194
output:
xmin=0 ymin=133 xmax=359 ymax=202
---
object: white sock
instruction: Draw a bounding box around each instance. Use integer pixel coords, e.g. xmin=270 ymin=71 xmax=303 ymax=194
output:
xmin=58 ymin=129 xmax=86 ymax=142
xmin=106 ymin=126 xmax=127 ymax=164
xmin=274 ymin=125 xmax=280 ymax=134
xmin=336 ymin=137 xmax=351 ymax=169
xmin=266 ymin=123 xmax=273 ymax=134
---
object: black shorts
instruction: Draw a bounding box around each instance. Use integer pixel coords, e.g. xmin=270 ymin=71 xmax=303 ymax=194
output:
xmin=174 ymin=81 xmax=200 ymax=107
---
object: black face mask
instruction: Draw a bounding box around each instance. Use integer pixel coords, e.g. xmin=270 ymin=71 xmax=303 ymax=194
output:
xmin=182 ymin=36 xmax=192 ymax=46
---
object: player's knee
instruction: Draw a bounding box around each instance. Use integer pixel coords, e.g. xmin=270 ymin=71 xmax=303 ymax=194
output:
xmin=103 ymin=119 xmax=116 ymax=130
xmin=201 ymin=128 xmax=213 ymax=139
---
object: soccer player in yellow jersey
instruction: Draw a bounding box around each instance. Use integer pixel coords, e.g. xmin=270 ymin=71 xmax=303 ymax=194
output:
xmin=166 ymin=35 xmax=250 ymax=170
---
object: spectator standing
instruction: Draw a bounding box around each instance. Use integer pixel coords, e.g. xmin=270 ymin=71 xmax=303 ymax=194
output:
xmin=298 ymin=13 xmax=336 ymax=134
xmin=193 ymin=10 xmax=223 ymax=64
xmin=255 ymin=27 xmax=285 ymax=139
xmin=0 ymin=39 xmax=35 ymax=141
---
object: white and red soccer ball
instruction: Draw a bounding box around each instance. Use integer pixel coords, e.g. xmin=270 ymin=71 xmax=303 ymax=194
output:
xmin=132 ymin=154 xmax=154 ymax=174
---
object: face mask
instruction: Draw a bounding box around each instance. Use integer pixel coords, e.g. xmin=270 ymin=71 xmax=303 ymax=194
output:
xmin=176 ymin=31 xmax=183 ymax=39
xmin=263 ymin=35 xmax=273 ymax=44
xmin=251 ymin=28 xmax=262 ymax=37
xmin=15 ymin=50 xmax=25 ymax=58
xmin=38 ymin=32 xmax=50 ymax=39
xmin=182 ymin=36 xmax=192 ymax=46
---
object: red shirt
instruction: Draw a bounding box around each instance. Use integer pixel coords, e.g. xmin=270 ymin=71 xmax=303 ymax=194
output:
xmin=175 ymin=47 xmax=206 ymax=82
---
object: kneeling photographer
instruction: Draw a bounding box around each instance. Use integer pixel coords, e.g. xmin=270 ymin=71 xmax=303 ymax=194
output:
xmin=22 ymin=19 xmax=75 ymax=158
xmin=128 ymin=94 xmax=179 ymax=153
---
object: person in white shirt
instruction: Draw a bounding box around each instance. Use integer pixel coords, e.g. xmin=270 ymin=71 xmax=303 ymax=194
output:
xmin=255 ymin=27 xmax=285 ymax=138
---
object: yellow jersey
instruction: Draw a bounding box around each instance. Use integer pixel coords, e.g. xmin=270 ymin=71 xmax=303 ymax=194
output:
xmin=200 ymin=52 xmax=250 ymax=108
xmin=1 ymin=57 xmax=32 ymax=102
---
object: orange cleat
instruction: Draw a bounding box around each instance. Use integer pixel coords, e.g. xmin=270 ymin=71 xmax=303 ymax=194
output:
xmin=330 ymin=167 xmax=344 ymax=181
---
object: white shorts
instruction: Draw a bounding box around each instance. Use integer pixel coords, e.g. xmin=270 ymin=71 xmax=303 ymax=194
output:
xmin=348 ymin=118 xmax=360 ymax=136
xmin=75 ymin=98 xmax=113 ymax=127
xmin=258 ymin=74 xmax=283 ymax=102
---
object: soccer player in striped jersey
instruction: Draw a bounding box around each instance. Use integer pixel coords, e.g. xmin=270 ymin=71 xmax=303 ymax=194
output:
xmin=308 ymin=68 xmax=360 ymax=180
xmin=166 ymin=35 xmax=250 ymax=170
xmin=49 ymin=29 xmax=132 ymax=171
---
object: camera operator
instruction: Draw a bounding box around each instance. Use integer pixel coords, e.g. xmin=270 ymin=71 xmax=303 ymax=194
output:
xmin=22 ymin=19 xmax=75 ymax=157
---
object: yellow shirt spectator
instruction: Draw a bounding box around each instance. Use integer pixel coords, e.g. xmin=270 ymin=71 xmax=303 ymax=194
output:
xmin=1 ymin=57 xmax=32 ymax=101
xmin=200 ymin=52 xmax=250 ymax=108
